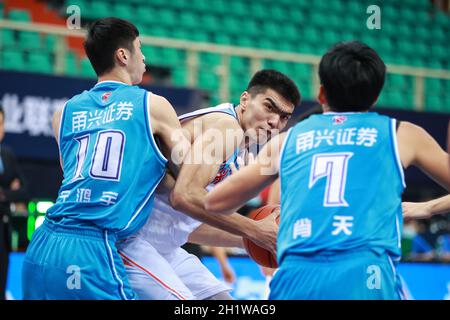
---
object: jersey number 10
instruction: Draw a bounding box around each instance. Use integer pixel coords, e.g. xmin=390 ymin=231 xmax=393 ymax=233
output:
xmin=73 ymin=130 xmax=126 ymax=181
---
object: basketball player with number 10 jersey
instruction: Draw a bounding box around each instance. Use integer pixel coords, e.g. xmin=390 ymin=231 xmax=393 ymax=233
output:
xmin=22 ymin=18 xmax=189 ymax=300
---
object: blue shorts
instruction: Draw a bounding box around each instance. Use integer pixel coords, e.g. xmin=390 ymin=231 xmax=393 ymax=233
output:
xmin=269 ymin=249 xmax=405 ymax=300
xmin=22 ymin=219 xmax=136 ymax=300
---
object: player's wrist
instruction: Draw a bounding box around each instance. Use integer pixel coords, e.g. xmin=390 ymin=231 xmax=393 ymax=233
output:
xmin=428 ymin=197 xmax=447 ymax=216
xmin=244 ymin=219 xmax=260 ymax=242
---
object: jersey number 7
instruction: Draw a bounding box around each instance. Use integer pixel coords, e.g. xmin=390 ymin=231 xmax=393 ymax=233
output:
xmin=309 ymin=152 xmax=353 ymax=207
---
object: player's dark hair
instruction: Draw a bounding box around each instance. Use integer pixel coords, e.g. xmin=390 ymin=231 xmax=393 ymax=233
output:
xmin=247 ymin=69 xmax=301 ymax=107
xmin=0 ymin=105 xmax=4 ymax=117
xmin=319 ymin=41 xmax=386 ymax=112
xmin=84 ymin=17 xmax=139 ymax=76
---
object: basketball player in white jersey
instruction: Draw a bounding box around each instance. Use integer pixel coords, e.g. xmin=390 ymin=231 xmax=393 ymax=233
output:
xmin=118 ymin=70 xmax=301 ymax=299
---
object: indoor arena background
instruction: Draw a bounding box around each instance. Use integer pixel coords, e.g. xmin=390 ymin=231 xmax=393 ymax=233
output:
xmin=0 ymin=0 xmax=449 ymax=300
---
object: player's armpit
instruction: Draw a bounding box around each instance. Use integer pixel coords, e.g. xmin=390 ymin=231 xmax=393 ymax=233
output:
xmin=155 ymin=170 xmax=176 ymax=195
xmin=398 ymin=121 xmax=450 ymax=190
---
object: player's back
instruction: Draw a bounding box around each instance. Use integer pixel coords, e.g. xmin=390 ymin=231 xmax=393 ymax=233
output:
xmin=47 ymin=81 xmax=167 ymax=239
xmin=279 ymin=112 xmax=405 ymax=263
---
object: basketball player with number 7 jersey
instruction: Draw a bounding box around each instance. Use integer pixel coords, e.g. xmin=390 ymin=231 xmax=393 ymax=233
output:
xmin=206 ymin=41 xmax=450 ymax=299
xmin=22 ymin=18 xmax=190 ymax=299
xmin=118 ymin=70 xmax=300 ymax=300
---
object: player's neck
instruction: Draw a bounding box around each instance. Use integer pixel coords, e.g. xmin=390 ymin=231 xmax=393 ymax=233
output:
xmin=235 ymin=104 xmax=244 ymax=127
xmin=97 ymin=69 xmax=133 ymax=86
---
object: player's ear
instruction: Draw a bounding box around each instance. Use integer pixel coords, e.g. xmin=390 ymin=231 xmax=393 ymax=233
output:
xmin=317 ymin=85 xmax=327 ymax=106
xmin=240 ymin=91 xmax=249 ymax=110
xmin=116 ymin=48 xmax=128 ymax=66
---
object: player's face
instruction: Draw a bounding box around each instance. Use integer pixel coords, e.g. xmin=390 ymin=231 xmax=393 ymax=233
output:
xmin=0 ymin=112 xmax=4 ymax=142
xmin=128 ymin=38 xmax=146 ymax=85
xmin=241 ymin=88 xmax=294 ymax=143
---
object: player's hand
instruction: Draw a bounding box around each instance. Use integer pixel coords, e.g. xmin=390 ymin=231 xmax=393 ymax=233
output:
xmin=260 ymin=266 xmax=276 ymax=277
xmin=220 ymin=264 xmax=236 ymax=284
xmin=251 ymin=211 xmax=278 ymax=258
xmin=402 ymin=201 xmax=433 ymax=221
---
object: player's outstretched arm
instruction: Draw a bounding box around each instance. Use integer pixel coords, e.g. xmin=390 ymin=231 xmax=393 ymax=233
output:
xmin=403 ymin=194 xmax=450 ymax=220
xmin=205 ymin=132 xmax=286 ymax=214
xmin=398 ymin=121 xmax=450 ymax=190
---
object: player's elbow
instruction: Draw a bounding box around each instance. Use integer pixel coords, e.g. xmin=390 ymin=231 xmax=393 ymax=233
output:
xmin=169 ymin=188 xmax=190 ymax=212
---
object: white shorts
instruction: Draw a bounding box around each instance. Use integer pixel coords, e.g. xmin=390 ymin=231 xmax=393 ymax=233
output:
xmin=136 ymin=193 xmax=202 ymax=254
xmin=118 ymin=236 xmax=231 ymax=300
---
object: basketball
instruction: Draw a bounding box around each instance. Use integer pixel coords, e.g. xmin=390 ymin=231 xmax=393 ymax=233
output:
xmin=243 ymin=205 xmax=280 ymax=268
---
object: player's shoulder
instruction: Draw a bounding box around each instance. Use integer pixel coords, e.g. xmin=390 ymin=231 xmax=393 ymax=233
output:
xmin=201 ymin=111 xmax=241 ymax=132
xmin=397 ymin=120 xmax=435 ymax=155
xmin=147 ymin=92 xmax=175 ymax=117
xmin=66 ymin=90 xmax=87 ymax=106
xmin=147 ymin=92 xmax=169 ymax=105
xmin=397 ymin=121 xmax=428 ymax=138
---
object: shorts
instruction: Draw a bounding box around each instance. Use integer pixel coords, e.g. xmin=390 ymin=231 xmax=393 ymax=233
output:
xmin=22 ymin=219 xmax=136 ymax=300
xmin=269 ymin=249 xmax=405 ymax=300
xmin=118 ymin=236 xmax=231 ymax=300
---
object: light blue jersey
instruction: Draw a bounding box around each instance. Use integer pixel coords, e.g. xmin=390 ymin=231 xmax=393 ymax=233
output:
xmin=278 ymin=112 xmax=404 ymax=262
xmin=270 ymin=112 xmax=406 ymax=299
xmin=23 ymin=81 xmax=167 ymax=300
xmin=47 ymin=81 xmax=167 ymax=239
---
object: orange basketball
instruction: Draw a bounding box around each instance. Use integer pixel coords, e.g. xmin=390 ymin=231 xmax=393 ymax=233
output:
xmin=243 ymin=205 xmax=280 ymax=268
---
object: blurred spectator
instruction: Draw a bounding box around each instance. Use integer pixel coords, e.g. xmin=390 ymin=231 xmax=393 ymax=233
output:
xmin=436 ymin=234 xmax=450 ymax=262
xmin=409 ymin=220 xmax=437 ymax=262
xmin=209 ymin=247 xmax=236 ymax=284
xmin=0 ymin=105 xmax=29 ymax=300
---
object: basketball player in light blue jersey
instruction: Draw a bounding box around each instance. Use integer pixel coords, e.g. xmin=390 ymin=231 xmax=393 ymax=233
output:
xmin=119 ymin=70 xmax=301 ymax=299
xmin=206 ymin=41 xmax=450 ymax=299
xmin=22 ymin=18 xmax=190 ymax=299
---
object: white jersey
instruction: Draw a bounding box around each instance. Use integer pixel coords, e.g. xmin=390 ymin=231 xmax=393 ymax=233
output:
xmin=134 ymin=192 xmax=202 ymax=253
xmin=118 ymin=103 xmax=241 ymax=299
xmin=136 ymin=102 xmax=241 ymax=252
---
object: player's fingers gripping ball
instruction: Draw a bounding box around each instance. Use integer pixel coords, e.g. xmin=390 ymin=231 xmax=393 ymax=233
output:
xmin=243 ymin=205 xmax=280 ymax=268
